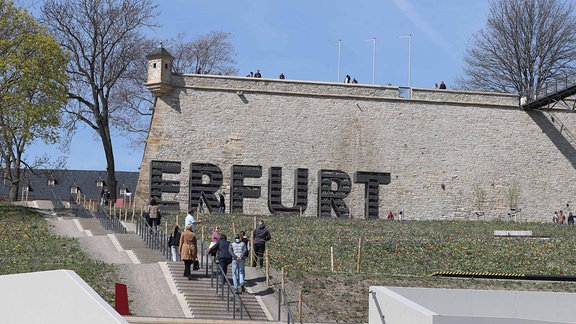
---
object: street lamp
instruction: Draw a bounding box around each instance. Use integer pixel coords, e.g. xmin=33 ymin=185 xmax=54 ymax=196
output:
xmin=399 ymin=34 xmax=412 ymax=87
xmin=337 ymin=39 xmax=342 ymax=82
xmin=364 ymin=37 xmax=376 ymax=84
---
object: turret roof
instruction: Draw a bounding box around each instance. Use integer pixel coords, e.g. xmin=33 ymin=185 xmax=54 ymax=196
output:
xmin=146 ymin=43 xmax=174 ymax=60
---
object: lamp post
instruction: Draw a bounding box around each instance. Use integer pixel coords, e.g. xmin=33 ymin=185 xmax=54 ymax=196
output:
xmin=399 ymin=34 xmax=412 ymax=87
xmin=364 ymin=37 xmax=376 ymax=84
xmin=337 ymin=39 xmax=342 ymax=82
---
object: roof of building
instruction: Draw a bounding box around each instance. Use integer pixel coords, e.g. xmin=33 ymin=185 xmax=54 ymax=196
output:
xmin=146 ymin=43 xmax=174 ymax=60
xmin=0 ymin=169 xmax=139 ymax=201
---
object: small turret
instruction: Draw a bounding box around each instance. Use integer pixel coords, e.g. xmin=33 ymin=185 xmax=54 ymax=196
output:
xmin=145 ymin=43 xmax=174 ymax=97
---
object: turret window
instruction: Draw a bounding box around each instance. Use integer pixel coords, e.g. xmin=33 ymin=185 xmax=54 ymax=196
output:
xmin=153 ymin=63 xmax=157 ymax=68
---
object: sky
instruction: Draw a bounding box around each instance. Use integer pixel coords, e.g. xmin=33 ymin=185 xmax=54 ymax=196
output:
xmin=22 ymin=0 xmax=492 ymax=172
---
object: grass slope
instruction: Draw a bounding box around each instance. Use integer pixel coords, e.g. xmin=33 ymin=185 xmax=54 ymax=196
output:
xmin=0 ymin=204 xmax=118 ymax=304
xmin=186 ymin=213 xmax=576 ymax=323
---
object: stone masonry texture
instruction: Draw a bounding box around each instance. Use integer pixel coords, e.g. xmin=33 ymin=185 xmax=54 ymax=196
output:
xmin=137 ymin=73 xmax=576 ymax=221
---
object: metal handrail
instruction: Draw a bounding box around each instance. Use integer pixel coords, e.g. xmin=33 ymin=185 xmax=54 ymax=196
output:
xmin=93 ymin=205 xmax=127 ymax=234
xmin=207 ymin=251 xmax=251 ymax=320
xmin=277 ymin=288 xmax=295 ymax=324
xmin=135 ymin=215 xmax=170 ymax=260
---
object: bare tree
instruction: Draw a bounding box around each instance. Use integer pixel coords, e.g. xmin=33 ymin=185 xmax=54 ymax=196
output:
xmin=168 ymin=31 xmax=238 ymax=75
xmin=459 ymin=0 xmax=576 ymax=97
xmin=41 ymin=0 xmax=158 ymax=201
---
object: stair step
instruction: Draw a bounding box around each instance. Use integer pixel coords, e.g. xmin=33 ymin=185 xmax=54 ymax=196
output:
xmin=165 ymin=262 xmax=269 ymax=320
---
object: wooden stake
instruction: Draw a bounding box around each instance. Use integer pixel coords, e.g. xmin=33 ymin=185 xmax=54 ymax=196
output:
xmin=281 ymin=267 xmax=285 ymax=293
xmin=265 ymin=249 xmax=270 ymax=286
xmin=250 ymin=226 xmax=255 ymax=267
xmin=232 ymin=222 xmax=236 ymax=235
xmin=298 ymin=289 xmax=303 ymax=323
xmin=357 ymin=237 xmax=363 ymax=273
xmin=331 ymin=246 xmax=334 ymax=272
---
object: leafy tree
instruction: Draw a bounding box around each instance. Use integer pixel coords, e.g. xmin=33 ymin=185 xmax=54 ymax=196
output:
xmin=459 ymin=0 xmax=576 ymax=98
xmin=0 ymin=0 xmax=68 ymax=200
xmin=41 ymin=0 xmax=158 ymax=202
xmin=169 ymin=31 xmax=238 ymax=75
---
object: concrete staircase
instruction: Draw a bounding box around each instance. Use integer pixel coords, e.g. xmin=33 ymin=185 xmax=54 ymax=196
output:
xmin=166 ymin=262 xmax=269 ymax=321
xmin=71 ymin=208 xmax=271 ymax=320
xmin=76 ymin=218 xmax=114 ymax=236
xmin=114 ymin=233 xmax=167 ymax=264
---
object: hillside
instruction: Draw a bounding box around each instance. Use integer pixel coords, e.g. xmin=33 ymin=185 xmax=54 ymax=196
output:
xmin=196 ymin=213 xmax=576 ymax=322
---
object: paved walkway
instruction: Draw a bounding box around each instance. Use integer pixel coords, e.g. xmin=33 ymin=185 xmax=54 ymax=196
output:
xmin=44 ymin=207 xmax=286 ymax=323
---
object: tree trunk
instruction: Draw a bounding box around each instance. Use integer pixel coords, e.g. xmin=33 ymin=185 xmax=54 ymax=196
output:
xmin=100 ymin=124 xmax=117 ymax=204
xmin=8 ymin=164 xmax=20 ymax=202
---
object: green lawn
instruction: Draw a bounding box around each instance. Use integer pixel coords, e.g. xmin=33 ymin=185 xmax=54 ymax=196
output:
xmin=0 ymin=203 xmax=118 ymax=304
xmin=184 ymin=212 xmax=576 ymax=322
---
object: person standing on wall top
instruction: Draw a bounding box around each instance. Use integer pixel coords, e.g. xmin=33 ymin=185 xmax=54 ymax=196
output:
xmin=252 ymin=220 xmax=271 ymax=267
xmin=344 ymin=74 xmax=351 ymax=83
xmin=352 ymin=78 xmax=358 ymax=84
xmin=279 ymin=72 xmax=285 ymax=79
xmin=148 ymin=198 xmax=161 ymax=233
xmin=439 ymin=81 xmax=446 ymax=89
xmin=184 ymin=208 xmax=201 ymax=232
xmin=218 ymin=191 xmax=226 ymax=213
xmin=254 ymin=69 xmax=262 ymax=78
xmin=229 ymin=234 xmax=247 ymax=294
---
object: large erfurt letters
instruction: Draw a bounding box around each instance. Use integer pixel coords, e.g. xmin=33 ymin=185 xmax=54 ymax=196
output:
xmin=317 ymin=170 xmax=352 ymax=218
xmin=189 ymin=163 xmax=224 ymax=212
xmin=231 ymin=165 xmax=262 ymax=214
xmin=150 ymin=160 xmax=181 ymax=209
xmin=268 ymin=167 xmax=308 ymax=214
xmin=148 ymin=160 xmax=391 ymax=218
xmin=354 ymin=171 xmax=391 ymax=219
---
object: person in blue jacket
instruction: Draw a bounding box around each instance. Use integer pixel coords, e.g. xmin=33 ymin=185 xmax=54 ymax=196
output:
xmin=209 ymin=234 xmax=232 ymax=285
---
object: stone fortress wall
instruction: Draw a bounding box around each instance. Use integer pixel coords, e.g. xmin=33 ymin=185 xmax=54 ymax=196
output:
xmin=136 ymin=65 xmax=576 ymax=221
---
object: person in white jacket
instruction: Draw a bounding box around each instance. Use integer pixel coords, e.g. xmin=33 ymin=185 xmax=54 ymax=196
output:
xmin=228 ymin=234 xmax=247 ymax=294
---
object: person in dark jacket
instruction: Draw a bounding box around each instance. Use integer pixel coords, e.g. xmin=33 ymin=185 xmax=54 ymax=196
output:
xmin=252 ymin=220 xmax=271 ymax=267
xmin=168 ymin=225 xmax=182 ymax=261
xmin=208 ymin=234 xmax=233 ymax=285
xmin=218 ymin=191 xmax=226 ymax=213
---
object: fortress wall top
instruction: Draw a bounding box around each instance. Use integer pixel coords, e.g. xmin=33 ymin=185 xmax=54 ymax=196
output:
xmin=173 ymin=74 xmax=519 ymax=107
